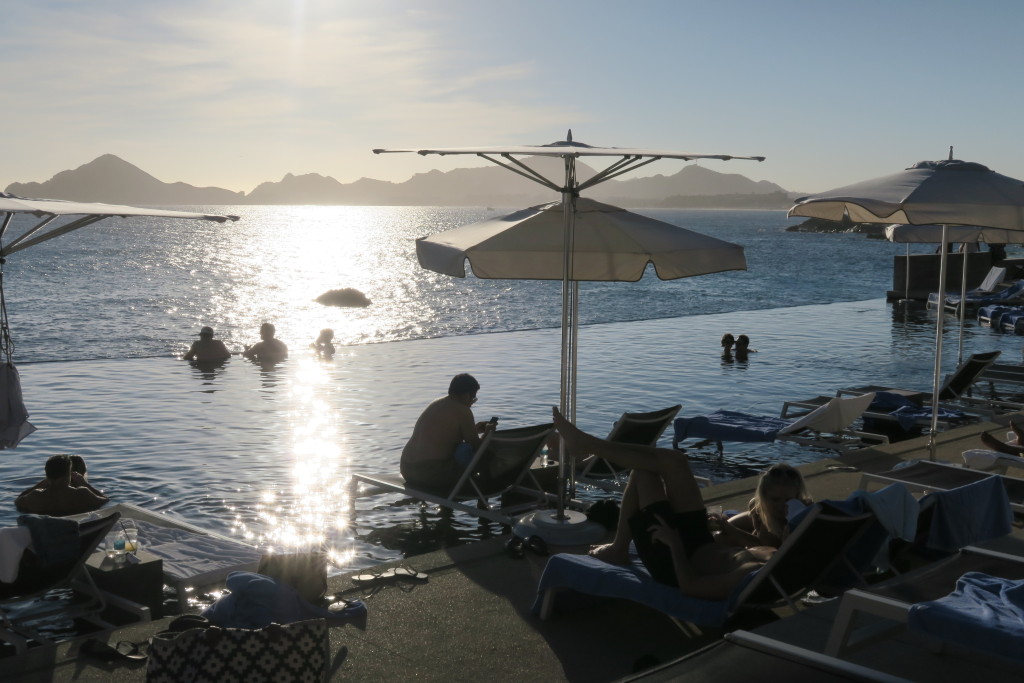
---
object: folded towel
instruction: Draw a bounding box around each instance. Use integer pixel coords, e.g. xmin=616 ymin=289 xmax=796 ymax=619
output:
xmin=202 ymin=571 xmax=337 ymax=629
xmin=908 ymin=571 xmax=1024 ymax=662
xmin=922 ymin=476 xmax=1013 ymax=552
xmin=17 ymin=514 xmax=80 ymax=568
xmin=131 ymin=519 xmax=260 ymax=583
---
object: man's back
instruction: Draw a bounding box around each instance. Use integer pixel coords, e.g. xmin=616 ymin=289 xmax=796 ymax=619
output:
xmin=402 ymin=396 xmax=473 ymax=465
xmin=16 ymin=485 xmax=107 ymax=517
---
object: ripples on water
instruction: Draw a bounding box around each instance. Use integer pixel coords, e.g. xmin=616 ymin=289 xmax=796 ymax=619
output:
xmin=3 ymin=206 xmax=1023 ymax=567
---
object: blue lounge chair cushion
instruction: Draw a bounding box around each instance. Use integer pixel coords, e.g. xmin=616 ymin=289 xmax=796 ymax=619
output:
xmin=673 ymin=411 xmax=789 ymax=444
xmin=531 ymin=551 xmax=754 ymax=627
xmin=907 ymin=571 xmax=1024 ymax=662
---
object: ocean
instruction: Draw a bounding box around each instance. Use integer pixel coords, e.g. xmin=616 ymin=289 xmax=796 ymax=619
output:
xmin=1 ymin=206 xmax=1020 ymax=569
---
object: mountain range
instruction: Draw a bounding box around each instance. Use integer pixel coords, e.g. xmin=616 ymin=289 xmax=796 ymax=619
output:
xmin=5 ymin=154 xmax=794 ymax=208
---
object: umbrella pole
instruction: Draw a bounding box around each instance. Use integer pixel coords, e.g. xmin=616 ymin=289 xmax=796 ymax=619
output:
xmin=929 ymin=225 xmax=950 ymax=461
xmin=958 ymin=248 xmax=968 ymax=366
xmin=903 ymin=243 xmax=910 ymax=301
xmin=556 ymin=159 xmax=577 ymax=521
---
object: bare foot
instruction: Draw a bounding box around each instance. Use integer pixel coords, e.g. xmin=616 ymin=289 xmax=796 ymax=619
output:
xmin=551 ymin=406 xmax=599 ymax=456
xmin=588 ymin=543 xmax=630 ymax=565
xmin=1011 ymin=419 xmax=1024 ymax=444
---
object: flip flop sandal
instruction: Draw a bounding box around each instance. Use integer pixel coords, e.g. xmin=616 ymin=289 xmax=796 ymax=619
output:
xmin=390 ymin=566 xmax=429 ymax=581
xmin=351 ymin=571 xmax=386 ymax=586
xmin=327 ymin=597 xmax=368 ymax=618
xmin=80 ymin=638 xmax=147 ymax=662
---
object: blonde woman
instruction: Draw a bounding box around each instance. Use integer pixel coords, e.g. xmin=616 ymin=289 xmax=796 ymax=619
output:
xmin=713 ymin=464 xmax=811 ymax=548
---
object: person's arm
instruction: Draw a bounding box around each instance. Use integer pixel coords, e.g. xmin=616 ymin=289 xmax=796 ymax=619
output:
xmin=183 ymin=342 xmax=197 ymax=361
xmin=650 ymin=514 xmax=752 ymax=601
xmin=15 ymin=488 xmax=43 ymax=513
xmin=70 ymin=472 xmax=105 ymax=498
xmin=242 ymin=343 xmax=258 ymax=360
xmin=213 ymin=341 xmax=231 ymax=360
xmin=76 ymin=488 xmax=109 ymax=511
xmin=713 ymin=514 xmax=765 ymax=548
xmin=17 ymin=477 xmax=49 ymax=496
xmin=459 ymin=408 xmax=486 ymax=448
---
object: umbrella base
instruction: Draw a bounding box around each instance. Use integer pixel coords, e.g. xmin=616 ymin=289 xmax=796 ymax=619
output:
xmin=514 ymin=509 xmax=605 ymax=546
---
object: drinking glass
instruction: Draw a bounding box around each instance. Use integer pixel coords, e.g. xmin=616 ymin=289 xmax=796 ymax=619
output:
xmin=121 ymin=520 xmax=140 ymax=554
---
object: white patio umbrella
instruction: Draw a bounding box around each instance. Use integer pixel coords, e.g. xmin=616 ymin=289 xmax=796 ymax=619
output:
xmin=0 ymin=193 xmax=239 ymax=447
xmin=377 ymin=132 xmax=763 ymax=541
xmin=885 ymin=223 xmax=1024 ymax=365
xmin=789 ymin=156 xmax=1024 ymax=457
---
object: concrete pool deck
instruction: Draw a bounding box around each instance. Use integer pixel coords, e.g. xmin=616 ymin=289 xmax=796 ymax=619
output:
xmin=7 ymin=414 xmax=1024 ymax=682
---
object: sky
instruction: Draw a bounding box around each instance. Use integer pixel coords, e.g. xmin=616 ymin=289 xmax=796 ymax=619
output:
xmin=4 ymin=0 xmax=1024 ymax=195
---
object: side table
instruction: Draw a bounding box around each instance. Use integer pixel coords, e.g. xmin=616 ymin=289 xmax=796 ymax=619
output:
xmin=86 ymin=550 xmax=165 ymax=619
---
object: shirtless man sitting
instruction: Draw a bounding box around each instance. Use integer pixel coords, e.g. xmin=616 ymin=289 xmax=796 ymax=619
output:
xmin=15 ymin=454 xmax=109 ymax=516
xmin=400 ymin=374 xmax=496 ymax=491
xmin=243 ymin=322 xmax=288 ymax=363
xmin=552 ymin=407 xmax=773 ymax=600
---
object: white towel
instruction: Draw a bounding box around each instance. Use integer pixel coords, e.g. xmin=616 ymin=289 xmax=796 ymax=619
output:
xmin=0 ymin=526 xmax=32 ymax=583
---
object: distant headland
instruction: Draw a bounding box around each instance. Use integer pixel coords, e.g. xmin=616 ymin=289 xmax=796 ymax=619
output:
xmin=5 ymin=154 xmax=797 ymax=209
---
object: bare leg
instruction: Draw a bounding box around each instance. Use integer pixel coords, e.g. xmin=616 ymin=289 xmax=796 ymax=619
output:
xmin=589 ymin=472 xmax=644 ymax=563
xmin=981 ymin=431 xmax=1024 ymax=456
xmin=553 ymin=406 xmax=705 ymax=512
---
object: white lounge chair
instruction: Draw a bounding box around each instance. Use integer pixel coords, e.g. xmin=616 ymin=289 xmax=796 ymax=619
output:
xmin=673 ymin=393 xmax=887 ymax=455
xmin=352 ymin=423 xmax=556 ymax=526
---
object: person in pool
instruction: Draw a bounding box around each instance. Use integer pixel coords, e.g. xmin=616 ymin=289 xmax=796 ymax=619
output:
xmin=715 ymin=463 xmax=812 ymax=548
xmin=721 ymin=333 xmax=735 ymax=358
xmin=400 ymin=374 xmax=496 ymax=491
xmin=312 ymin=328 xmax=335 ymax=358
xmin=183 ymin=326 xmax=231 ymax=362
xmin=15 ymin=454 xmax=109 ymax=516
xmin=243 ymin=322 xmax=288 ymax=363
xmin=734 ymin=334 xmax=756 ymax=360
xmin=552 ymin=407 xmax=772 ymax=600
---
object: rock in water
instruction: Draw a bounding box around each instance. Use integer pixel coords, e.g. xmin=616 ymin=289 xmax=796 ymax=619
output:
xmin=315 ymin=288 xmax=371 ymax=308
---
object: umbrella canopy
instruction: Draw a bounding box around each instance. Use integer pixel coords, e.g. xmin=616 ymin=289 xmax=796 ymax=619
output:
xmin=0 ymin=194 xmax=240 ymax=448
xmin=417 ymin=198 xmax=746 ymax=281
xmin=790 ymin=158 xmax=1024 ymax=456
xmin=789 ymin=159 xmax=1024 ymax=230
xmin=0 ymin=193 xmax=239 ymax=256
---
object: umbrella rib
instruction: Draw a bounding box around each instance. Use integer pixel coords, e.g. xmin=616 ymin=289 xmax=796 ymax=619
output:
xmin=475 ymin=154 xmax=562 ymax=193
xmin=4 ymin=215 xmax=107 ymax=256
xmin=577 ymin=156 xmax=662 ymax=192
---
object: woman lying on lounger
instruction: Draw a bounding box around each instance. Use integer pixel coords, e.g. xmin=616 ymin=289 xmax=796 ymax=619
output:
xmin=552 ymin=407 xmax=773 ymax=601
xmin=715 ymin=464 xmax=811 ymax=548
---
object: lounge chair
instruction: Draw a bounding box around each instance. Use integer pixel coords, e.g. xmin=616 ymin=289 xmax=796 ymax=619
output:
xmin=533 ymin=503 xmax=878 ymax=630
xmin=351 ymin=422 xmax=556 ymax=526
xmin=672 ymin=393 xmax=887 ymax=455
xmin=0 ymin=511 xmax=122 ymax=654
xmin=782 ymin=390 xmax=981 ymax=438
xmin=927 ymin=266 xmax=1004 ymax=311
xmin=69 ymin=502 xmax=262 ymax=606
xmin=826 ymin=545 xmax=1024 ymax=661
xmin=574 ymin=405 xmax=681 ymax=491
xmin=837 ymin=350 xmax=1008 ymax=414
xmin=976 ymin=304 xmax=1023 ymax=328
xmin=962 ymin=448 xmax=1024 ymax=476
xmin=860 ymin=460 xmax=1024 ymax=515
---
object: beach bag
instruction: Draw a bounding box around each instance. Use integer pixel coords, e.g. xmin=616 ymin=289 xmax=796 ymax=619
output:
xmin=258 ymin=550 xmax=329 ymax=604
xmin=145 ymin=618 xmax=328 ymax=683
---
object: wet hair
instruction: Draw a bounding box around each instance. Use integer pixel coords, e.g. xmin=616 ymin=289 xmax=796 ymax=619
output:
xmin=260 ymin=322 xmax=276 ymax=336
xmin=736 ymin=335 xmax=750 ymax=350
xmin=752 ymin=463 xmax=810 ymax=539
xmin=317 ymin=328 xmax=334 ymax=343
xmin=44 ymin=454 xmax=72 ymax=480
xmin=721 ymin=333 xmax=735 ymax=349
xmin=448 ymin=373 xmax=480 ymax=397
xmin=68 ymin=454 xmax=87 ymax=475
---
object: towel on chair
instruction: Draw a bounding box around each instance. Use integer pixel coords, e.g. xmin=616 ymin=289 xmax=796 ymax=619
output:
xmin=674 ymin=411 xmax=788 ymax=444
xmin=908 ymin=571 xmax=1024 ymax=662
xmin=17 ymin=514 xmax=80 ymax=568
xmin=922 ymin=476 xmax=1013 ymax=553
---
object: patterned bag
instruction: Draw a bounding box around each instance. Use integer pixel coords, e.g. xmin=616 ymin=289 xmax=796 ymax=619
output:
xmin=145 ymin=618 xmax=328 ymax=683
